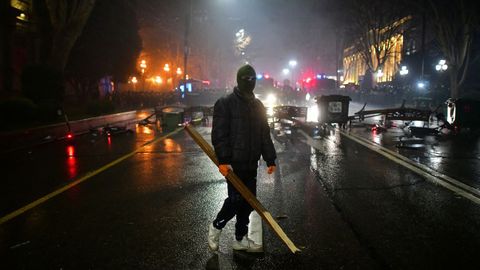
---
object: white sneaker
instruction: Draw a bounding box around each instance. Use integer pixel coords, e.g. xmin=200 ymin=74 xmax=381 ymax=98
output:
xmin=232 ymin=236 xmax=263 ymax=253
xmin=208 ymin=223 xmax=222 ymax=251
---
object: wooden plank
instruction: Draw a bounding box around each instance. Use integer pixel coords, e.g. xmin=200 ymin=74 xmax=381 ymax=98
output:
xmin=184 ymin=125 xmax=301 ymax=254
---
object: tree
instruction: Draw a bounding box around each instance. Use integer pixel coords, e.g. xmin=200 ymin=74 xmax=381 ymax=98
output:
xmin=66 ymin=0 xmax=142 ymax=101
xmin=343 ymin=0 xmax=410 ymax=85
xmin=427 ymin=0 xmax=479 ymax=98
xmin=44 ymin=0 xmax=96 ymax=71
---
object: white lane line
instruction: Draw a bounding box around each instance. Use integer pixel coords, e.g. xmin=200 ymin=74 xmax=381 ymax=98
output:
xmin=342 ymin=130 xmax=480 ymax=196
xmin=299 ymin=129 xmax=480 ymax=205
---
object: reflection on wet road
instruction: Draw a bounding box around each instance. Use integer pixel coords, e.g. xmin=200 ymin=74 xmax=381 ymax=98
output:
xmin=1 ymin=113 xmax=480 ymax=269
xmin=347 ymin=102 xmax=480 ymax=189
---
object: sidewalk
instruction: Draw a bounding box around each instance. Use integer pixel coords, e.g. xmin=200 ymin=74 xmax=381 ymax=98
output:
xmin=0 ymin=109 xmax=153 ymax=154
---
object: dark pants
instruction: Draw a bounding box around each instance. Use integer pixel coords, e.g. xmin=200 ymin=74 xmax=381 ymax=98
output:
xmin=213 ymin=169 xmax=257 ymax=241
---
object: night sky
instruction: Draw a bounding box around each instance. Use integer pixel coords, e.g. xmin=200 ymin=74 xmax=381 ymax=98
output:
xmin=137 ymin=0 xmax=338 ymax=85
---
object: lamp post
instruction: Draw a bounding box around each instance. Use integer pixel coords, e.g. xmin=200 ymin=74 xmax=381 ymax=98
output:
xmin=435 ymin=59 xmax=448 ymax=72
xmin=288 ymin=60 xmax=297 ymax=88
xmin=282 ymin=68 xmax=290 ymax=87
xmin=176 ymin=67 xmax=182 ymax=89
xmin=163 ymin=63 xmax=171 ymax=88
xmin=183 ymin=0 xmax=192 ymax=98
xmin=131 ymin=76 xmax=138 ymax=91
xmin=140 ymin=60 xmax=147 ymax=91
xmin=434 ymin=59 xmax=448 ymax=102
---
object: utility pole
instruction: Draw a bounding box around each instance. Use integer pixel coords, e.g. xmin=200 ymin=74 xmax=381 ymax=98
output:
xmin=420 ymin=0 xmax=426 ymax=80
xmin=183 ymin=0 xmax=192 ymax=95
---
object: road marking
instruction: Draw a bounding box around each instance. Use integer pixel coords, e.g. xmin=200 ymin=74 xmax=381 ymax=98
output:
xmin=0 ymin=128 xmax=183 ymax=226
xmin=299 ymin=129 xmax=480 ymax=205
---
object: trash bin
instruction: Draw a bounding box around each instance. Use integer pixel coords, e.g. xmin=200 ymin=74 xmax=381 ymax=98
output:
xmin=446 ymin=98 xmax=480 ymax=129
xmin=316 ymin=95 xmax=351 ymax=124
xmin=161 ymin=107 xmax=184 ymax=130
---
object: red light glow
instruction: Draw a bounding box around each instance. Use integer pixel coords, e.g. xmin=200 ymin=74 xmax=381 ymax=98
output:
xmin=66 ymin=133 xmax=73 ymax=139
xmin=67 ymin=145 xmax=75 ymax=157
xmin=66 ymin=146 xmax=77 ymax=178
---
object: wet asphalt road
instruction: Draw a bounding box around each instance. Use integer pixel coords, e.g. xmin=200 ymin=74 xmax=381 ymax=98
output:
xmin=1 ymin=113 xmax=480 ymax=269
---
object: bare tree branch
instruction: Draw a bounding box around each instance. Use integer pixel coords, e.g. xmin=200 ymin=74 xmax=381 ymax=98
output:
xmin=45 ymin=0 xmax=96 ymax=71
xmin=427 ymin=0 xmax=479 ymax=98
xmin=346 ymin=0 xmax=410 ymax=79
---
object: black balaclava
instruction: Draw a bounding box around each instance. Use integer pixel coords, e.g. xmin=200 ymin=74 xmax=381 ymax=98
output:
xmin=236 ymin=65 xmax=256 ymax=97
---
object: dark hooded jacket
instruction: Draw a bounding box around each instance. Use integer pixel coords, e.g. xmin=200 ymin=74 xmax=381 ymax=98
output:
xmin=212 ymin=87 xmax=277 ymax=170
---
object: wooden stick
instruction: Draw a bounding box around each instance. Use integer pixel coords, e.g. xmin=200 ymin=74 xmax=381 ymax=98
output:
xmin=184 ymin=125 xmax=301 ymax=254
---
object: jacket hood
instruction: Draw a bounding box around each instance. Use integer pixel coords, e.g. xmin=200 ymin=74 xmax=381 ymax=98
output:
xmin=236 ymin=65 xmax=256 ymax=94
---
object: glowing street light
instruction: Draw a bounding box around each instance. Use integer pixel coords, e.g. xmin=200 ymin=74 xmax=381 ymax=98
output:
xmin=163 ymin=63 xmax=170 ymax=72
xmin=436 ymin=59 xmax=448 ymax=71
xmin=399 ymin=66 xmax=409 ymax=76
xmin=282 ymin=68 xmax=290 ymax=75
xmin=235 ymin=28 xmax=244 ymax=38
xmin=140 ymin=60 xmax=147 ymax=75
xmin=176 ymin=67 xmax=182 ymax=75
xmin=139 ymin=60 xmax=147 ymax=91
xmin=130 ymin=76 xmax=138 ymax=90
xmin=154 ymin=76 xmax=162 ymax=84
xmin=417 ymin=81 xmax=428 ymax=89
xmin=376 ymin=69 xmax=384 ymax=78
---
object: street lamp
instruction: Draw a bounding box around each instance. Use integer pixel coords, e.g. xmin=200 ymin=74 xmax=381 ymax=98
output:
xmin=140 ymin=60 xmax=147 ymax=74
xmin=417 ymin=80 xmax=429 ymax=90
xmin=435 ymin=59 xmax=448 ymax=71
xmin=139 ymin=60 xmax=147 ymax=91
xmin=163 ymin=64 xmax=171 ymax=87
xmin=376 ymin=69 xmax=384 ymax=78
xmin=399 ymin=66 xmax=409 ymax=76
xmin=174 ymin=68 xmax=182 ymax=89
xmin=288 ymin=60 xmax=297 ymax=87
xmin=282 ymin=68 xmax=289 ymax=75
xmin=131 ymin=76 xmax=138 ymax=90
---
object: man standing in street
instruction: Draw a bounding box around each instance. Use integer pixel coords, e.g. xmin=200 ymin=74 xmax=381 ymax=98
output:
xmin=208 ymin=64 xmax=277 ymax=252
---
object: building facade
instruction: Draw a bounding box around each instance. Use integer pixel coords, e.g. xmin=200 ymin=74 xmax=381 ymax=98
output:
xmin=342 ymin=17 xmax=410 ymax=87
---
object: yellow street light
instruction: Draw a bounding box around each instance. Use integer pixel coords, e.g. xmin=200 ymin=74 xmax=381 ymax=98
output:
xmin=176 ymin=67 xmax=182 ymax=75
xmin=140 ymin=60 xmax=147 ymax=74
xmin=164 ymin=64 xmax=170 ymax=72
